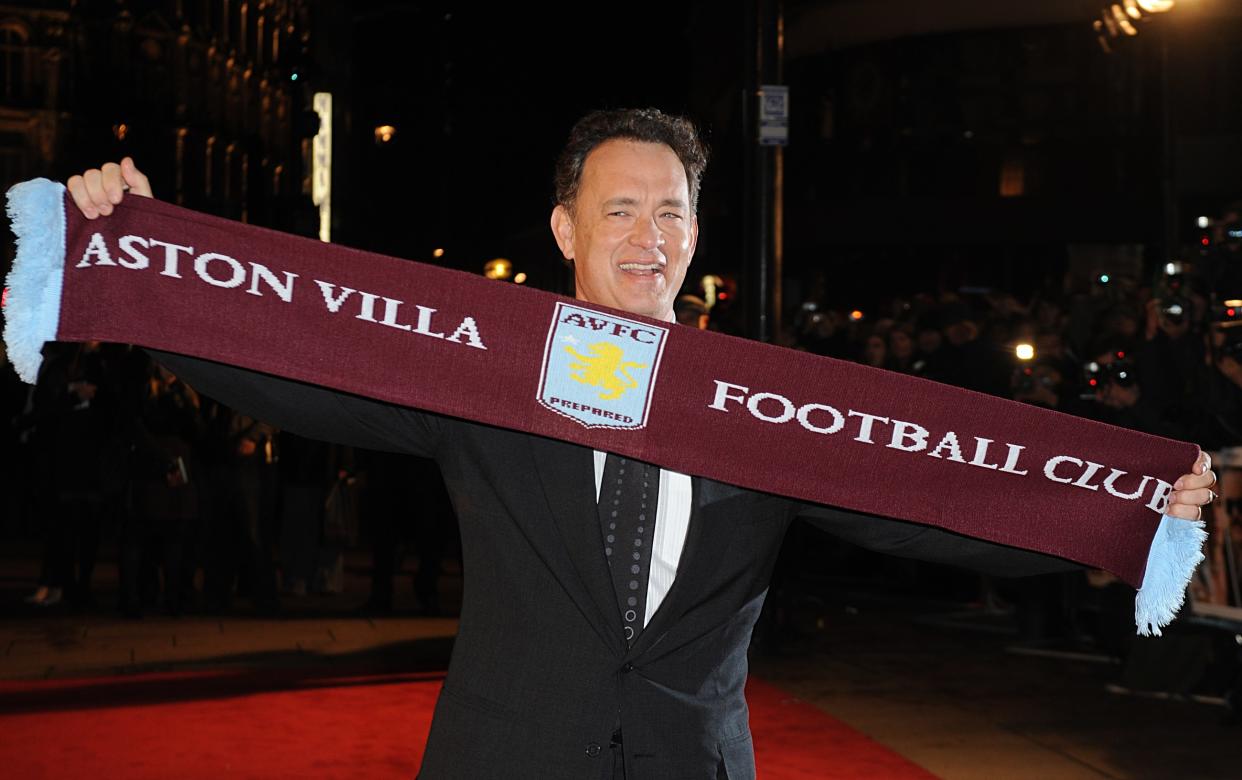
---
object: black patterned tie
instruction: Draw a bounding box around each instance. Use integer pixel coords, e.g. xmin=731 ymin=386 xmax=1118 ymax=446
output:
xmin=598 ymin=453 xmax=659 ymax=646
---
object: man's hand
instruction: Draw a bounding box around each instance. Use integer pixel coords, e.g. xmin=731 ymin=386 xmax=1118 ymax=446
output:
xmin=66 ymin=157 xmax=152 ymax=219
xmin=1166 ymin=451 xmax=1216 ymax=521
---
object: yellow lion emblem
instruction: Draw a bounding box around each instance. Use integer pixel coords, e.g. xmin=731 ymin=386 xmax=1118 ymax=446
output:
xmin=564 ymin=342 xmax=648 ymax=400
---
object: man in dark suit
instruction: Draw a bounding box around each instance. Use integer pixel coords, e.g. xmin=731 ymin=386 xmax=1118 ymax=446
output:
xmin=69 ymin=108 xmax=1216 ymax=779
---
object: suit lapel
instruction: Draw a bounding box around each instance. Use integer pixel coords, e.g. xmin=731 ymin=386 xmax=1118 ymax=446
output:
xmin=528 ymin=434 xmax=625 ymax=654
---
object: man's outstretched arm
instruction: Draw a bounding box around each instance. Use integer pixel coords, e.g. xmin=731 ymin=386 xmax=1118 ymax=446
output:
xmin=795 ymin=503 xmax=1080 ymax=578
xmin=66 ymin=159 xmax=441 ymax=458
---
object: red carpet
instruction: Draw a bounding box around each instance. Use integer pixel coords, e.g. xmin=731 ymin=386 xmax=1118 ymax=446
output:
xmin=0 ymin=671 xmax=933 ymax=779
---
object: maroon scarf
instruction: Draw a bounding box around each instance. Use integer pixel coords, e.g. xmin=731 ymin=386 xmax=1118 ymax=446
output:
xmin=3 ymin=179 xmax=1204 ymax=634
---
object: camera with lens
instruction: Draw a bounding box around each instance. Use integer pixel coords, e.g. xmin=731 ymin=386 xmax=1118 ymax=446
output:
xmin=1208 ymin=298 xmax=1241 ymax=326
xmin=1153 ymin=271 xmax=1193 ymax=328
xmin=1083 ymin=352 xmax=1137 ymax=391
xmin=1219 ymin=218 xmax=1242 ymax=245
xmin=1015 ymin=365 xmax=1058 ymax=394
xmin=1158 ymin=296 xmax=1191 ymax=327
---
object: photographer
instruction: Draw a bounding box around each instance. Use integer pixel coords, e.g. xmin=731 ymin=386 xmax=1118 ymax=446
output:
xmin=1190 ymin=309 xmax=1242 ymax=613
xmin=1144 ymin=278 xmax=1205 ymax=412
xmin=1011 ymin=358 xmax=1065 ymax=411
xmin=1195 ymin=318 xmax=1242 ymax=449
xmin=1081 ymin=339 xmax=1197 ymax=442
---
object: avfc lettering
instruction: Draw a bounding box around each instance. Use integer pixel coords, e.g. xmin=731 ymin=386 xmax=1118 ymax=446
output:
xmin=538 ymin=303 xmax=669 ymax=430
xmin=558 ymin=312 xmax=659 ymax=344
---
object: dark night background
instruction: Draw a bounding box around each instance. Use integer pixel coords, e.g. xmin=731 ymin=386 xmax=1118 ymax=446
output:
xmin=4 ymin=0 xmax=1241 ymax=330
xmin=3 ymin=5 xmax=1242 ymax=768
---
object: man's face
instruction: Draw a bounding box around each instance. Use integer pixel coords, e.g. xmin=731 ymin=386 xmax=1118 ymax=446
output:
xmin=552 ymin=139 xmax=698 ymax=321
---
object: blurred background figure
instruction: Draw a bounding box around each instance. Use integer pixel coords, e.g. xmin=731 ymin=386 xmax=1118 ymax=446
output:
xmin=674 ymin=294 xmax=711 ymax=330
xmin=24 ymin=342 xmax=125 ymax=609
xmin=886 ymin=322 xmax=917 ymax=374
xmin=201 ymin=402 xmax=280 ymax=614
xmin=362 ymin=451 xmax=457 ymax=616
xmin=122 ymin=361 xmax=203 ymax=617
xmin=278 ymin=433 xmax=354 ymax=597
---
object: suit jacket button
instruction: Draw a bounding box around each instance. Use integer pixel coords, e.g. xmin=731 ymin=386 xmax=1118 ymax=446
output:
xmin=621 ymin=662 xmax=634 ymax=673
xmin=586 ymin=743 xmax=602 ymax=758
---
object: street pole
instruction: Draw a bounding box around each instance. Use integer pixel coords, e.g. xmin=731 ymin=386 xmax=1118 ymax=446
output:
xmin=744 ymin=0 xmax=785 ymax=343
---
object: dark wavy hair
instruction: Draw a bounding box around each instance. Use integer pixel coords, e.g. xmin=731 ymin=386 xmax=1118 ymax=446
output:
xmin=554 ymin=108 xmax=709 ymax=214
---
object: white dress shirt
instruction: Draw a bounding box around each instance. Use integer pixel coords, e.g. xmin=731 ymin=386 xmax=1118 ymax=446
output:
xmin=593 ymin=450 xmax=692 ymax=627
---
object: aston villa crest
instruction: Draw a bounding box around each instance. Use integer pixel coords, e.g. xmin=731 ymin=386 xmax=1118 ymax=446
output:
xmin=537 ymin=302 xmax=669 ymax=430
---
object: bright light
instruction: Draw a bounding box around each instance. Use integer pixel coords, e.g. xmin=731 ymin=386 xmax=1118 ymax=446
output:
xmin=1137 ymin=0 xmax=1174 ymax=12
xmin=701 ymin=275 xmax=724 ymax=308
xmin=374 ymin=125 xmax=397 ymax=144
xmin=432 ymin=247 xmax=445 ymax=258
xmin=1099 ymin=274 xmax=1111 ymax=284
xmin=484 ymin=258 xmax=512 ymax=280
xmin=513 ymin=272 xmax=527 ymax=284
xmin=1123 ymin=0 xmax=1143 ymax=19
xmin=1100 ymin=9 xmax=1120 ymax=36
xmin=1224 ymin=299 xmax=1242 ymax=307
xmin=1015 ymin=343 xmax=1036 ymax=361
xmin=113 ymin=123 xmax=128 ymax=140
xmin=312 ymin=92 xmax=333 ymax=243
xmin=1197 ymin=216 xmax=1210 ymax=229
xmin=849 ymin=310 xmax=864 ymax=322
xmin=1111 ymin=5 xmax=1138 ymax=35
xmin=1165 ymin=263 xmax=1177 ymax=275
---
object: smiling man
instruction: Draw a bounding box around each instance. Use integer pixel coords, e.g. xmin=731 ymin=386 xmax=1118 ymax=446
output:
xmin=549 ymin=112 xmax=702 ymax=321
xmin=65 ymin=107 xmax=1216 ymax=780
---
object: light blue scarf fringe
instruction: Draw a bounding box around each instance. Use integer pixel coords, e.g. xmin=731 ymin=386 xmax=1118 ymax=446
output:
xmin=3 ymin=178 xmax=65 ymax=383
xmin=1135 ymin=514 xmax=1207 ymax=636
xmin=0 ymin=176 xmax=1208 ymax=636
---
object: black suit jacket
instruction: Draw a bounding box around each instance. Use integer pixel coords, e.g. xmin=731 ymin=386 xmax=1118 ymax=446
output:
xmin=154 ymin=352 xmax=1071 ymax=779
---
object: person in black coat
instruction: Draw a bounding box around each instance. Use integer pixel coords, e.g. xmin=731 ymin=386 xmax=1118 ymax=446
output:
xmin=67 ymin=109 xmax=1216 ymax=779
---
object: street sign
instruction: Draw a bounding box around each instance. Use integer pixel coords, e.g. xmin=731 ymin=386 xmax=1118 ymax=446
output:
xmin=759 ymin=85 xmax=789 ymax=146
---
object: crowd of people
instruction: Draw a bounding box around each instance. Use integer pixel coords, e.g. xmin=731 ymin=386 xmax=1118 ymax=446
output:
xmin=0 ymin=340 xmax=453 ymax=617
xmin=751 ymin=230 xmax=1242 ymax=657
xmin=784 ymin=267 xmax=1242 ymax=451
